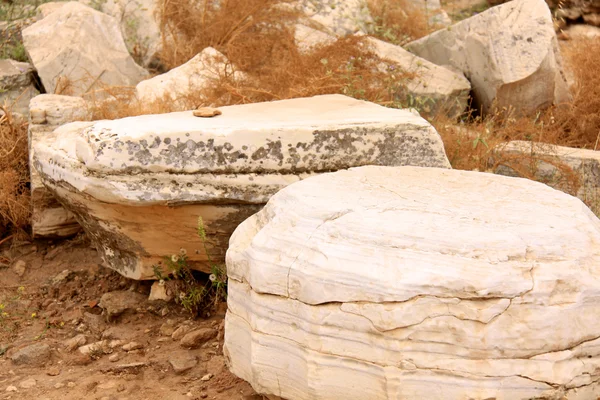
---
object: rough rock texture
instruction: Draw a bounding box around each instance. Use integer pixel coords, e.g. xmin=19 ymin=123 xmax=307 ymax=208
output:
xmin=135 ymin=47 xmax=236 ymax=110
xmin=563 ymin=24 xmax=600 ymax=39
xmin=294 ymin=24 xmax=336 ymax=53
xmin=36 ymin=1 xmax=68 ymax=18
xmin=10 ymin=343 xmax=51 ymax=366
xmin=79 ymin=0 xmax=162 ymax=67
xmin=169 ymin=351 xmax=198 ymax=374
xmin=365 ymin=36 xmax=471 ymax=118
xmin=224 ymin=165 xmax=600 ymax=400
xmin=405 ymin=0 xmax=571 ymax=116
xmin=33 ymin=94 xmax=450 ymax=279
xmin=299 ymin=0 xmax=373 ymax=36
xmin=292 ymin=27 xmax=471 ymax=118
xmin=406 ymin=0 xmax=452 ymax=26
xmin=22 ymin=2 xmax=148 ymax=96
xmin=180 ymin=328 xmax=218 ymax=349
xmin=29 ymin=94 xmax=90 ymax=238
xmin=99 ymin=291 xmax=147 ymax=321
xmin=0 ymin=59 xmax=39 ymax=115
xmin=492 ymin=140 xmax=600 ymax=211
xmin=550 ymin=0 xmax=600 ymax=26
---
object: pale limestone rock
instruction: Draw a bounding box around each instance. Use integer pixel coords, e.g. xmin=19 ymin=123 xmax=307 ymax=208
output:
xmin=299 ymin=0 xmax=373 ymax=36
xmin=365 ymin=36 xmax=470 ymax=118
xmin=22 ymin=2 xmax=148 ymax=96
xmin=10 ymin=343 xmax=51 ymax=366
xmin=405 ymin=0 xmax=452 ymax=26
xmin=36 ymin=0 xmax=162 ymax=65
xmin=19 ymin=379 xmax=36 ymax=389
xmin=12 ymin=260 xmax=26 ymax=277
xmin=29 ymin=94 xmax=90 ymax=238
xmin=169 ymin=351 xmax=198 ymax=374
xmin=135 ymin=48 xmax=235 ymax=110
xmin=79 ymin=0 xmax=162 ymax=67
xmin=33 ymin=94 xmax=450 ymax=279
xmin=78 ymin=340 xmax=107 ymax=355
xmin=35 ymin=1 xmax=68 ymax=18
xmin=64 ymin=334 xmax=87 ymax=352
xmin=29 ymin=94 xmax=91 ymax=126
xmin=492 ymin=141 xmax=600 ymax=211
xmin=0 ymin=59 xmax=39 ymax=115
xmin=99 ymin=291 xmax=147 ymax=320
xmin=563 ymin=24 xmax=600 ymax=39
xmin=293 ymin=24 xmax=336 ymax=52
xmin=225 ymin=165 xmax=600 ymax=400
xmin=405 ymin=0 xmax=571 ymax=116
xmin=149 ymin=281 xmax=173 ymax=302
xmin=292 ymin=27 xmax=471 ymax=118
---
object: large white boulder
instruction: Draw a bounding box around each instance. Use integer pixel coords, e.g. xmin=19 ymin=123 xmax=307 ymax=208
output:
xmin=22 ymin=2 xmax=148 ymax=96
xmin=135 ymin=47 xmax=237 ymax=110
xmin=405 ymin=0 xmax=571 ymax=116
xmin=36 ymin=0 xmax=163 ymax=67
xmin=33 ymin=94 xmax=450 ymax=279
xmin=29 ymin=94 xmax=92 ymax=238
xmin=80 ymin=0 xmax=163 ymax=67
xmin=225 ymin=165 xmax=600 ymax=400
xmin=365 ymin=36 xmax=470 ymax=118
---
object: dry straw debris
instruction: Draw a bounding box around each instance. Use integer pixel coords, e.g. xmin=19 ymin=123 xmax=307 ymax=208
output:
xmin=89 ymin=0 xmax=419 ymax=120
xmin=0 ymin=106 xmax=30 ymax=240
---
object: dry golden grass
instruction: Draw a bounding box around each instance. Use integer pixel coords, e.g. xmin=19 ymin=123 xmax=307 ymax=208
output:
xmin=433 ymin=38 xmax=600 ymax=173
xmin=89 ymin=0 xmax=417 ymax=120
xmin=0 ymin=106 xmax=30 ymax=240
xmin=367 ymin=0 xmax=441 ymax=45
xmin=157 ymin=0 xmax=300 ymax=71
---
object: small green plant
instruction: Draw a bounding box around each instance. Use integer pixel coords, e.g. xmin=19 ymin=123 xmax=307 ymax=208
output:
xmin=152 ymin=216 xmax=227 ymax=316
xmin=0 ymin=303 xmax=8 ymax=320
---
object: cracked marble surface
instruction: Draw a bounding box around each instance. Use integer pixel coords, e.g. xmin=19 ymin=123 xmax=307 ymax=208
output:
xmin=224 ymin=166 xmax=600 ymax=399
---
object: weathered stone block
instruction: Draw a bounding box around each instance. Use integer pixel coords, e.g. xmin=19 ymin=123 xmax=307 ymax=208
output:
xmin=406 ymin=0 xmax=571 ymax=116
xmin=22 ymin=2 xmax=148 ymax=96
xmin=225 ymin=165 xmax=600 ymax=400
xmin=0 ymin=59 xmax=39 ymax=115
xmin=33 ymin=94 xmax=450 ymax=279
xmin=29 ymin=94 xmax=91 ymax=238
xmin=135 ymin=47 xmax=238 ymax=110
xmin=492 ymin=140 xmax=600 ymax=214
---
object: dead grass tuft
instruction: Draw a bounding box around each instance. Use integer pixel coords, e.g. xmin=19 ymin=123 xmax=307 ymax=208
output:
xmin=0 ymin=106 xmax=30 ymax=239
xmin=88 ymin=0 xmax=418 ymax=120
xmin=434 ymin=38 xmax=600 ymax=172
xmin=157 ymin=0 xmax=300 ymax=71
xmin=366 ymin=0 xmax=440 ymax=45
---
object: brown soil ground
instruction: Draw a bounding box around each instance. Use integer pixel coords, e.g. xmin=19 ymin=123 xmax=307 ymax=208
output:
xmin=0 ymin=237 xmax=258 ymax=400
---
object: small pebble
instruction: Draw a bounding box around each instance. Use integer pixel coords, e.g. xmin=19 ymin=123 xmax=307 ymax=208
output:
xmin=200 ymin=373 xmax=213 ymax=381
xmin=122 ymin=341 xmax=143 ymax=351
xmin=19 ymin=378 xmax=36 ymax=389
